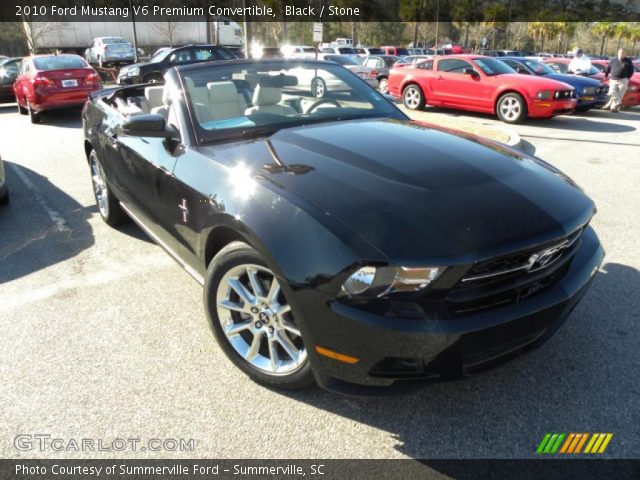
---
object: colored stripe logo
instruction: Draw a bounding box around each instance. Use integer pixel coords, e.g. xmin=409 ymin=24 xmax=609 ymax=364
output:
xmin=537 ymin=433 xmax=613 ymax=454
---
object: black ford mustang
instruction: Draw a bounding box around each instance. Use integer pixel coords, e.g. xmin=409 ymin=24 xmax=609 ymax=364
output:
xmin=82 ymin=59 xmax=603 ymax=395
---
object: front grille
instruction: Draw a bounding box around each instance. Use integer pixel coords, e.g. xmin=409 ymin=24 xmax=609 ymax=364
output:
xmin=555 ymin=90 xmax=574 ymax=100
xmin=446 ymin=228 xmax=584 ymax=315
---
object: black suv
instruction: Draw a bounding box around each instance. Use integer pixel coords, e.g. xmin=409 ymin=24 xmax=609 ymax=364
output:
xmin=117 ymin=45 xmax=236 ymax=84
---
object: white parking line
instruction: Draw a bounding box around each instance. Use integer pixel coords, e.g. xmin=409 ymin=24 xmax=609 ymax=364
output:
xmin=8 ymin=163 xmax=71 ymax=233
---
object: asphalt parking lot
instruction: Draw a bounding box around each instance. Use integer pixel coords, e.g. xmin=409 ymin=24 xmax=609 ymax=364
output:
xmin=0 ymin=103 xmax=638 ymax=460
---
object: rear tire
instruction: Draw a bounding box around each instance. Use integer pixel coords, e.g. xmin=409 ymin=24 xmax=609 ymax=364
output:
xmin=402 ymin=84 xmax=426 ymax=110
xmin=89 ymin=149 xmax=127 ymax=226
xmin=378 ymin=77 xmax=389 ymax=94
xmin=311 ymin=77 xmax=327 ymax=98
xmin=27 ymin=100 xmax=41 ymax=124
xmin=496 ymin=92 xmax=526 ymax=123
xmin=204 ymin=241 xmax=315 ymax=390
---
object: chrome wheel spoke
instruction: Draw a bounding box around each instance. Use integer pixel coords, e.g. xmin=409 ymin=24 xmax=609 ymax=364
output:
xmin=225 ymin=320 xmax=252 ymax=335
xmin=282 ymin=322 xmax=301 ymax=337
xmin=267 ymin=338 xmax=280 ymax=371
xmin=276 ymin=332 xmax=299 ymax=362
xmin=277 ymin=304 xmax=291 ymax=315
xmin=218 ymin=299 xmax=249 ymax=314
xmin=247 ymin=268 xmax=264 ymax=298
xmin=245 ymin=331 xmax=263 ymax=359
xmin=228 ymin=277 xmax=256 ymax=306
xmin=267 ymin=278 xmax=281 ymax=304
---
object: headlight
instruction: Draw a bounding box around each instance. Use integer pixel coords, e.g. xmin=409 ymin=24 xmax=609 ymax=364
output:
xmin=583 ymin=87 xmax=597 ymax=95
xmin=629 ymin=85 xmax=638 ymax=91
xmin=339 ymin=266 xmax=443 ymax=298
xmin=127 ymin=67 xmax=140 ymax=77
xmin=536 ymin=90 xmax=552 ymax=100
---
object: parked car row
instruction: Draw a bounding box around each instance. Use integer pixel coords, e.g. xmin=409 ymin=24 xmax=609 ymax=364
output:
xmin=389 ymin=54 xmax=639 ymax=123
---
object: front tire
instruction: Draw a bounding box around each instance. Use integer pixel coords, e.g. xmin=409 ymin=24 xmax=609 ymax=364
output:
xmin=89 ymin=149 xmax=127 ymax=226
xmin=496 ymin=92 xmax=526 ymax=123
xmin=204 ymin=242 xmax=315 ymax=390
xmin=403 ymin=84 xmax=425 ymax=110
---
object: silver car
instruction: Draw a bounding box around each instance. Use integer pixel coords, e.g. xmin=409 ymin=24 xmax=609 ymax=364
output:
xmin=85 ymin=37 xmax=135 ymax=68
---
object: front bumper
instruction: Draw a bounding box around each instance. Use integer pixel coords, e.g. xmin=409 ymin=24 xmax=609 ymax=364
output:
xmin=299 ymin=226 xmax=603 ymax=395
xmin=528 ymin=98 xmax=577 ymax=118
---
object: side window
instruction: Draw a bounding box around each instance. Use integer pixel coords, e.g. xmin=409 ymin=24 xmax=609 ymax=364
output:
xmin=437 ymin=59 xmax=473 ymax=74
xmin=194 ymin=48 xmax=216 ymax=62
xmin=417 ymin=60 xmax=433 ymax=70
xmin=169 ymin=49 xmax=194 ymax=64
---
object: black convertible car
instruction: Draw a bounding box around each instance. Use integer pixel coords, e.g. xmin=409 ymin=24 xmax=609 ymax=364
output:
xmin=82 ymin=59 xmax=603 ymax=394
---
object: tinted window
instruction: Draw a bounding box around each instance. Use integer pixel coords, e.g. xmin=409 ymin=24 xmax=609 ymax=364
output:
xmin=417 ymin=60 xmax=433 ymax=70
xmin=437 ymin=58 xmax=472 ymax=73
xmin=474 ymin=58 xmax=515 ymax=75
xmin=337 ymin=48 xmax=356 ymax=55
xmin=102 ymin=37 xmax=127 ymax=44
xmin=169 ymin=49 xmax=194 ymax=64
xmin=396 ymin=48 xmax=409 ymax=56
xmin=367 ymin=48 xmax=383 ymax=55
xmin=33 ymin=55 xmax=87 ymax=70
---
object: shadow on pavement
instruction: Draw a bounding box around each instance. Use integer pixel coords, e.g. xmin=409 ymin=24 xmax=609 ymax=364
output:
xmin=0 ymin=161 xmax=94 ymax=283
xmin=274 ymin=262 xmax=639 ymax=459
xmin=527 ymin=115 xmax=636 ymax=133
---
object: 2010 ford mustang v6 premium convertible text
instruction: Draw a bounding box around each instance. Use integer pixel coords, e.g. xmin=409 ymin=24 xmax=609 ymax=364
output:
xmin=82 ymin=59 xmax=603 ymax=395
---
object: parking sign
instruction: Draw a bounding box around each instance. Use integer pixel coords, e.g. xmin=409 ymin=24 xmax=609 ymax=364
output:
xmin=313 ymin=23 xmax=323 ymax=42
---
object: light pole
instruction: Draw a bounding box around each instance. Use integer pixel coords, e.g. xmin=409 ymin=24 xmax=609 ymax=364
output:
xmin=129 ymin=0 xmax=139 ymax=62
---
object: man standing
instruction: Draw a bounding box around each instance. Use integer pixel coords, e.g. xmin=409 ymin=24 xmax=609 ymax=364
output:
xmin=568 ymin=48 xmax=592 ymax=75
xmin=603 ymin=48 xmax=634 ymax=112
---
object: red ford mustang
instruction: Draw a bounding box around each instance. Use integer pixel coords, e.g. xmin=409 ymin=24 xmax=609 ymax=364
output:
xmin=388 ymin=55 xmax=576 ymax=123
xmin=13 ymin=54 xmax=102 ymax=124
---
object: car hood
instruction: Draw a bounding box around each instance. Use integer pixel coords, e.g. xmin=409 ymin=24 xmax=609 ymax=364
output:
xmin=497 ymin=73 xmax=574 ymax=90
xmin=543 ymin=73 xmax=601 ymax=88
xmin=204 ymin=119 xmax=595 ymax=263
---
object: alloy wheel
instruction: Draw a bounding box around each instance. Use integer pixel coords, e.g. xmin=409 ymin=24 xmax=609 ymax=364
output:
xmin=216 ymin=264 xmax=306 ymax=376
xmin=378 ymin=78 xmax=389 ymax=94
xmin=499 ymin=97 xmax=521 ymax=121
xmin=90 ymin=153 xmax=109 ymax=218
xmin=403 ymin=86 xmax=421 ymax=109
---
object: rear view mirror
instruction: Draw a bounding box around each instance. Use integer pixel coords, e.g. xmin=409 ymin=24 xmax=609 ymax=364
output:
xmin=121 ymin=114 xmax=180 ymax=139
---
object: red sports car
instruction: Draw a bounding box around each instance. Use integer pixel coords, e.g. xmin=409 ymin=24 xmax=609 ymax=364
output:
xmin=388 ymin=55 xmax=576 ymax=123
xmin=13 ymin=54 xmax=102 ymax=124
xmin=590 ymin=59 xmax=640 ymax=107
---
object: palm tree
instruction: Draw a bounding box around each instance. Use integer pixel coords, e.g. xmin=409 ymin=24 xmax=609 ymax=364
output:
xmin=629 ymin=23 xmax=640 ymax=56
xmin=591 ymin=22 xmax=616 ymax=56
xmin=614 ymin=23 xmax=631 ymax=52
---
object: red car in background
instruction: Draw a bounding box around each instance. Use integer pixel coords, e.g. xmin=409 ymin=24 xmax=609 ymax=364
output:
xmin=388 ymin=55 xmax=576 ymax=123
xmin=13 ymin=54 xmax=101 ymax=124
xmin=546 ymin=57 xmax=640 ymax=107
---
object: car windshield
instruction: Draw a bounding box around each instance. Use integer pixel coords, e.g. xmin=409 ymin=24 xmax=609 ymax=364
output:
xmin=182 ymin=61 xmax=404 ymax=144
xmin=474 ymin=58 xmax=516 ymax=76
xmin=522 ymin=59 xmax=556 ymax=75
xmin=324 ymin=55 xmax=360 ymax=66
xmin=33 ymin=55 xmax=87 ymax=70
xmin=103 ymin=37 xmax=128 ymax=44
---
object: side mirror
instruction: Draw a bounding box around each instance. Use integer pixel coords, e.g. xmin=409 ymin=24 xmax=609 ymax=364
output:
xmin=121 ymin=114 xmax=180 ymax=139
xmin=463 ymin=68 xmax=479 ymax=77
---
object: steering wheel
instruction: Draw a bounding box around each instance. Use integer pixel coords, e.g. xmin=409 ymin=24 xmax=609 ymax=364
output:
xmin=305 ymin=98 xmax=342 ymax=114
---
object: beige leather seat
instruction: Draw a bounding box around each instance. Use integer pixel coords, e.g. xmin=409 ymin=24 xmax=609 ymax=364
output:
xmin=245 ymin=85 xmax=296 ymax=116
xmin=206 ymin=81 xmax=246 ymax=121
xmin=150 ymin=87 xmax=179 ymax=129
xmin=143 ymin=86 xmax=164 ymax=114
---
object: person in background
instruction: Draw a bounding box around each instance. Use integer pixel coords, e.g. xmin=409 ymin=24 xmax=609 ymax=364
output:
xmin=603 ymin=48 xmax=634 ymax=112
xmin=568 ymin=48 xmax=592 ymax=75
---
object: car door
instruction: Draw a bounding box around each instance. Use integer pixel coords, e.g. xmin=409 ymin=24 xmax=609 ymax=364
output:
xmin=431 ymin=58 xmax=488 ymax=110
